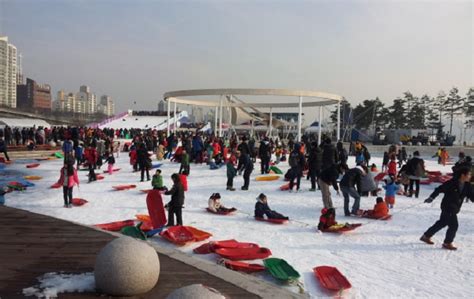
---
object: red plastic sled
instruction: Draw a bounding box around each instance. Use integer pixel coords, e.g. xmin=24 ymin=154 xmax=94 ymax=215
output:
xmin=255 ymin=217 xmax=288 ymax=224
xmin=160 ymin=226 xmax=212 ymax=246
xmin=224 ymin=260 xmax=266 ymax=273
xmin=95 ymin=219 xmax=135 ymax=231
xmin=374 ymin=172 xmax=387 ymax=181
xmin=206 ymin=207 xmax=237 ymax=215
xmin=321 ymin=223 xmax=362 ymax=233
xmin=215 ymin=247 xmax=272 ymax=261
xmin=103 ymin=168 xmax=121 ymax=173
xmin=26 ymin=163 xmax=40 ymax=168
xmin=426 ymin=170 xmax=441 ymax=176
xmin=420 ymin=179 xmax=431 ymax=185
xmin=50 ymin=182 xmax=62 ymax=189
xmin=71 ymin=198 xmax=88 ymax=206
xmin=179 ymin=174 xmax=188 ymax=191
xmin=194 ymin=239 xmax=259 ymax=254
xmin=112 ymin=184 xmax=136 ymax=191
xmin=280 ymin=183 xmax=290 ymax=191
xmin=313 ymin=266 xmax=352 ymax=291
xmin=146 ymin=190 xmax=167 ymax=229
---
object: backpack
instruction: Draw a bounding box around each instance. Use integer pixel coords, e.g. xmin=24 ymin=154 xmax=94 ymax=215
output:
xmin=289 ymin=152 xmax=299 ymax=168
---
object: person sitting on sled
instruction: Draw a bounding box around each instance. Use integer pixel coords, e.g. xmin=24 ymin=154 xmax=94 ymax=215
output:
xmin=208 ymin=193 xmax=236 ymax=213
xmin=318 ymin=208 xmax=337 ymax=230
xmin=152 ymin=169 xmax=167 ymax=191
xmin=255 ymin=193 xmax=289 ymax=220
xmin=362 ymin=197 xmax=389 ymax=219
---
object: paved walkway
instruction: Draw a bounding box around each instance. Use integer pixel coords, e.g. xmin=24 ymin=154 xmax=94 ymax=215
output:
xmin=0 ymin=206 xmax=304 ymax=298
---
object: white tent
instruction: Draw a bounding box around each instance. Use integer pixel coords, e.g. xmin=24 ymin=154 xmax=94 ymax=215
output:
xmin=0 ymin=118 xmax=51 ymax=128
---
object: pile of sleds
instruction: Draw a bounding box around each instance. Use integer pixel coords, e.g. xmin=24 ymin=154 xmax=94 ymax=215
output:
xmin=92 ymin=189 xmax=353 ymax=295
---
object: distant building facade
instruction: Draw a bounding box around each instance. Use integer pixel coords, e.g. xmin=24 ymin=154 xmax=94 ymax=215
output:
xmin=158 ymin=100 xmax=166 ymax=112
xmin=53 ymin=85 xmax=114 ymax=116
xmin=98 ymin=95 xmax=115 ymax=116
xmin=0 ymin=36 xmax=17 ymax=108
xmin=16 ymin=78 xmax=52 ymax=111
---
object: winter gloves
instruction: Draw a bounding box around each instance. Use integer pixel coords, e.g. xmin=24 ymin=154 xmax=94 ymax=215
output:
xmin=424 ymin=197 xmax=434 ymax=203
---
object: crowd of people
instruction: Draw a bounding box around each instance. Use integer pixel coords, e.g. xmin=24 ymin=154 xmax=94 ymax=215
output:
xmin=1 ymin=124 xmax=473 ymax=249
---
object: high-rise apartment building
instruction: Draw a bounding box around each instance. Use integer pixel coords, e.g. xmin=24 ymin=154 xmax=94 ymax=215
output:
xmin=99 ymin=95 xmax=115 ymax=116
xmin=0 ymin=36 xmax=17 ymax=108
xmin=77 ymin=85 xmax=97 ymax=114
xmin=53 ymin=86 xmax=115 ymax=116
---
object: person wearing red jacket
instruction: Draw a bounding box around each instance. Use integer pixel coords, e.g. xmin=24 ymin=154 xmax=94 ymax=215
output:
xmin=318 ymin=208 xmax=337 ymax=230
xmin=57 ymin=163 xmax=79 ymax=208
xmin=84 ymin=145 xmax=98 ymax=182
xmin=388 ymin=155 xmax=397 ymax=177
xmin=363 ymin=197 xmax=389 ymax=219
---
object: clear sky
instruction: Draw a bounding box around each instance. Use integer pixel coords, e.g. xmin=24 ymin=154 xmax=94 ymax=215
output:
xmin=0 ymin=0 xmax=472 ymax=115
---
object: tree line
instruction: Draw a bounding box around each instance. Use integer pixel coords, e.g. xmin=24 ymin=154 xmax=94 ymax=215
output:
xmin=331 ymin=87 xmax=474 ymax=135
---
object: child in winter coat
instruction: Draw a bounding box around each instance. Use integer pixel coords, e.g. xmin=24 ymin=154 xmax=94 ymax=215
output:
xmin=57 ymin=163 xmax=79 ymax=208
xmin=388 ymin=155 xmax=397 ymax=177
xmin=151 ymin=169 xmax=167 ymax=191
xmin=254 ymin=193 xmax=288 ymax=220
xmin=383 ymin=176 xmax=399 ymax=208
xmin=440 ymin=148 xmax=449 ymax=166
xmin=226 ymin=160 xmax=237 ymax=191
xmin=208 ymin=193 xmax=236 ymax=213
xmin=75 ymin=144 xmax=83 ymax=167
xmin=179 ymin=149 xmax=190 ymax=175
xmin=275 ymin=146 xmax=282 ymax=164
xmin=156 ymin=144 xmax=165 ymax=161
xmin=362 ymin=197 xmax=389 ymax=219
xmin=318 ymin=208 xmax=337 ymax=230
xmin=104 ymin=152 xmax=115 ymax=175
xmin=129 ymin=146 xmax=138 ymax=172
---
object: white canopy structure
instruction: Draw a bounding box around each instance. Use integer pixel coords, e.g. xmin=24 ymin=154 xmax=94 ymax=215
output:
xmin=0 ymin=118 xmax=51 ymax=128
xmin=163 ymin=88 xmax=343 ymax=142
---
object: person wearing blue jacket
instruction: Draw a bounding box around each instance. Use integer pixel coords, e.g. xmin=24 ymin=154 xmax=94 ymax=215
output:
xmin=383 ymin=175 xmax=399 ymax=208
xmin=74 ymin=144 xmax=83 ymax=167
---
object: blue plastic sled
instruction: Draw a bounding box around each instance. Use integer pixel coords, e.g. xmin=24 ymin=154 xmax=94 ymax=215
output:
xmin=151 ymin=163 xmax=163 ymax=169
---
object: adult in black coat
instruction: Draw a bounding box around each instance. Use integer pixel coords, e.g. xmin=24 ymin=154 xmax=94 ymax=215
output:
xmin=241 ymin=153 xmax=254 ymax=190
xmin=406 ymin=151 xmax=425 ymax=198
xmin=237 ymin=138 xmax=250 ymax=174
xmin=136 ymin=143 xmax=150 ymax=181
xmin=340 ymin=166 xmax=365 ymax=216
xmin=258 ymin=139 xmax=271 ymax=174
xmin=321 ymin=138 xmax=338 ymax=171
xmin=420 ymin=167 xmax=473 ymax=250
xmin=165 ymin=173 xmax=185 ymax=226
xmin=288 ymin=143 xmax=306 ymax=192
xmin=308 ymin=142 xmax=323 ymax=191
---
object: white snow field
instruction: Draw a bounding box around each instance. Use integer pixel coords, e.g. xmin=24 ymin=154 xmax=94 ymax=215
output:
xmin=6 ymin=153 xmax=474 ymax=298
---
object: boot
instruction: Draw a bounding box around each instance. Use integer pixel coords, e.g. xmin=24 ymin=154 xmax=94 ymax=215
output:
xmin=442 ymin=243 xmax=457 ymax=250
xmin=420 ymin=235 xmax=434 ymax=245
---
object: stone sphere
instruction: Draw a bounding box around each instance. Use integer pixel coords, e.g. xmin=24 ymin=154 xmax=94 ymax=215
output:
xmin=49 ymin=140 xmax=57 ymax=147
xmin=166 ymin=284 xmax=225 ymax=299
xmin=94 ymin=237 xmax=160 ymax=296
xmin=407 ymin=142 xmax=412 ymax=146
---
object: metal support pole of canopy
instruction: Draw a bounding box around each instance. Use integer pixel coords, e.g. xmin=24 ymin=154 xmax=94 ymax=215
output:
xmin=318 ymin=106 xmax=322 ymax=145
xmin=297 ymin=96 xmax=302 ymax=142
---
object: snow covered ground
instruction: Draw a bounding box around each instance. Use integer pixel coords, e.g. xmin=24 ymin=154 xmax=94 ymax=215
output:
xmin=5 ymin=152 xmax=474 ymax=298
